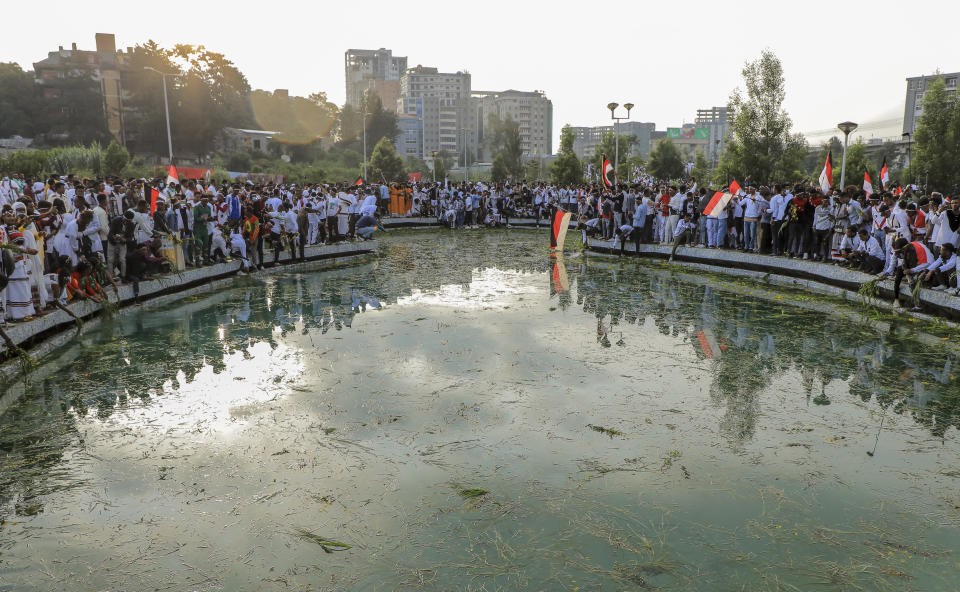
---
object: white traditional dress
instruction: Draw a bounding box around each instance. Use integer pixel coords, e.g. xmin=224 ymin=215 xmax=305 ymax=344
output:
xmin=1 ymin=227 xmax=36 ymax=320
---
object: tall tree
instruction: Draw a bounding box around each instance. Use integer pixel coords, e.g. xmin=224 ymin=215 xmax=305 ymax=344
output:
xmin=648 ymin=138 xmax=685 ymax=181
xmin=0 ymin=63 xmax=40 ymax=137
xmin=719 ymin=49 xmax=806 ymax=184
xmin=336 ymin=94 xmax=399 ymax=156
xmin=550 ymin=125 xmax=583 ymax=186
xmin=485 ymin=114 xmax=523 ymax=179
xmin=912 ymin=76 xmax=960 ymax=192
xmin=368 ymin=137 xmax=406 ymax=182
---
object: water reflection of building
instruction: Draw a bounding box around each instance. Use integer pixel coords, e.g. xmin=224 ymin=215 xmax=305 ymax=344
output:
xmin=571 ymin=259 xmax=960 ymax=442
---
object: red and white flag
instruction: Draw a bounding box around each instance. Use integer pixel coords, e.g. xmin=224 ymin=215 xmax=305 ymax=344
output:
xmin=353 ymin=176 xmax=364 ymax=186
xmin=150 ymin=188 xmax=159 ymax=215
xmin=863 ymin=171 xmax=873 ymax=198
xmin=702 ymin=191 xmax=732 ymax=217
xmin=601 ymin=155 xmax=615 ymax=188
xmin=166 ymin=165 xmax=179 ymax=187
xmin=728 ymin=180 xmax=741 ymax=196
xmin=818 ymin=152 xmax=832 ymax=194
xmin=880 ymin=156 xmax=890 ymax=189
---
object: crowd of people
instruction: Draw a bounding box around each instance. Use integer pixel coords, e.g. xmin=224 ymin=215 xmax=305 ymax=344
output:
xmin=0 ymin=170 xmax=958 ymax=325
xmin=580 ymin=180 xmax=959 ymax=311
xmin=0 ymin=173 xmax=388 ymax=323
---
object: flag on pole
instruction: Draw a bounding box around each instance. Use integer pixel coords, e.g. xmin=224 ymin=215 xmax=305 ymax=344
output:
xmin=818 ymin=152 xmax=833 ymax=194
xmin=863 ymin=171 xmax=873 ymax=198
xmin=166 ymin=165 xmax=179 ymax=187
xmin=353 ymin=176 xmax=364 ymax=186
xmin=601 ymin=155 xmax=615 ymax=188
xmin=150 ymin=188 xmax=159 ymax=215
xmin=702 ymin=191 xmax=733 ymax=217
xmin=893 ymin=185 xmax=903 ymax=197
xmin=728 ymin=180 xmax=741 ymax=196
xmin=880 ymin=156 xmax=890 ymax=189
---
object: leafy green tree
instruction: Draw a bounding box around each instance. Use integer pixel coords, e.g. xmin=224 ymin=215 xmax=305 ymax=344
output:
xmin=591 ymin=131 xmax=635 ymax=176
xmin=368 ymin=137 xmax=406 ymax=182
xmin=689 ymin=150 xmax=710 ymax=183
xmin=485 ymin=114 xmax=523 ymax=179
xmin=103 ymin=140 xmax=131 ymax=175
xmin=719 ymin=49 xmax=806 ymax=184
xmin=124 ymin=41 xmax=253 ymax=160
xmin=336 ymin=94 xmax=399 ymax=156
xmin=405 ymin=156 xmax=430 ymax=176
xmin=837 ymin=142 xmax=873 ymax=189
xmin=0 ymin=63 xmax=40 ymax=137
xmin=912 ymin=76 xmax=960 ymax=192
xmin=550 ymin=125 xmax=583 ymax=185
xmin=648 ymin=138 xmax=685 ymax=181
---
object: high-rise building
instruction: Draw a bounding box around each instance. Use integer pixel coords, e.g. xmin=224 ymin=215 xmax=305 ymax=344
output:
xmin=569 ymin=122 xmax=656 ymax=161
xmin=33 ymin=33 xmax=130 ymax=144
xmin=472 ymin=90 xmax=553 ymax=160
xmin=695 ymin=106 xmax=731 ymax=164
xmin=399 ymin=65 xmax=474 ymax=165
xmin=903 ymin=72 xmax=959 ymax=136
xmin=344 ymin=49 xmax=408 ymax=112
xmin=395 ymin=113 xmax=423 ymax=160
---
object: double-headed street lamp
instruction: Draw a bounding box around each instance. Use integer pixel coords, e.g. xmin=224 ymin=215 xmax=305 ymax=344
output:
xmin=607 ymin=102 xmax=633 ymax=185
xmin=837 ymin=121 xmax=858 ymax=189
xmin=144 ymin=66 xmax=177 ymax=165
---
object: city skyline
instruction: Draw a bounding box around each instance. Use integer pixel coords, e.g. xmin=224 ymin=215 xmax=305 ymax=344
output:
xmin=5 ymin=0 xmax=955 ymax=152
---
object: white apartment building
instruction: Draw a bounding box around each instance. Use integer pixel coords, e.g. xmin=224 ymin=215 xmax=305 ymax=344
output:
xmin=399 ymin=65 xmax=475 ymax=164
xmin=472 ymin=90 xmax=553 ymax=160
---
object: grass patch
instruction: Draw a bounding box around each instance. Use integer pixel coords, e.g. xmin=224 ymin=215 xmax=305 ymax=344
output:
xmin=457 ymin=488 xmax=489 ymax=499
xmin=588 ymin=424 xmax=623 ymax=437
xmin=323 ymin=427 xmax=336 ymax=434
xmin=292 ymin=528 xmax=351 ymax=553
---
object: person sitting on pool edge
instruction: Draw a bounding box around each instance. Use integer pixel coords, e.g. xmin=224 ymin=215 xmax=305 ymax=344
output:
xmin=921 ymin=242 xmax=957 ymax=293
xmin=669 ymin=212 xmax=696 ymax=262
xmin=880 ymin=237 xmax=934 ymax=310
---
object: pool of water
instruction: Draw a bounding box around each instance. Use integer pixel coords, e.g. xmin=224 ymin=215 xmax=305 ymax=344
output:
xmin=1 ymin=230 xmax=959 ymax=591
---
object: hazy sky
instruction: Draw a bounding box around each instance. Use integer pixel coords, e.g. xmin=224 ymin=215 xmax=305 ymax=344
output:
xmin=7 ymin=0 xmax=957 ymax=150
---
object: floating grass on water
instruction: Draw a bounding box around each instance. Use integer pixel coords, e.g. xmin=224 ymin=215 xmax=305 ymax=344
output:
xmin=323 ymin=427 xmax=336 ymax=435
xmin=587 ymin=424 xmax=623 ymax=437
xmin=292 ymin=528 xmax=351 ymax=553
xmin=457 ymin=488 xmax=488 ymax=499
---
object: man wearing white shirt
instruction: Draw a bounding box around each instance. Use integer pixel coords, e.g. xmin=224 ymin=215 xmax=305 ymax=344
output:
xmin=669 ymin=212 xmax=697 ymax=262
xmin=326 ymin=192 xmax=341 ymax=243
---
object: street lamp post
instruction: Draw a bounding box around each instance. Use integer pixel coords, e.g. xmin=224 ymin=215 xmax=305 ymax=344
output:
xmin=837 ymin=121 xmax=858 ymax=189
xmin=361 ymin=96 xmax=368 ymax=182
xmin=901 ymin=132 xmax=913 ymax=184
xmin=607 ymin=102 xmax=633 ymax=187
xmin=144 ymin=66 xmax=176 ymax=165
xmin=430 ymin=151 xmax=439 ymax=183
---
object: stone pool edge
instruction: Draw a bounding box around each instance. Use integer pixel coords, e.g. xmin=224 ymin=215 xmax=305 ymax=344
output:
xmin=586 ymin=239 xmax=960 ymax=325
xmin=0 ymin=241 xmax=376 ymax=384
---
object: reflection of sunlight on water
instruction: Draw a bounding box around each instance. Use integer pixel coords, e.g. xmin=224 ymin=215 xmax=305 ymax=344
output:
xmin=107 ymin=342 xmax=304 ymax=435
xmin=396 ymin=268 xmax=541 ymax=309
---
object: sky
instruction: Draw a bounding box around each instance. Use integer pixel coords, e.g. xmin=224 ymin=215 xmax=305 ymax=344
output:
xmin=6 ymin=0 xmax=958 ymax=151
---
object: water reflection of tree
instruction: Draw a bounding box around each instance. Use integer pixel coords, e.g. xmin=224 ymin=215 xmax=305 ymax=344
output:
xmin=571 ymin=258 xmax=960 ymax=442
